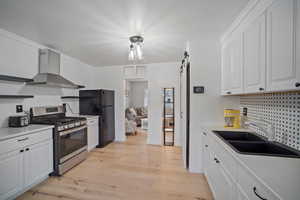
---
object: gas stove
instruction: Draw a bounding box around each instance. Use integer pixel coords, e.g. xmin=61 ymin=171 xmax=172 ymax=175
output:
xmin=31 ymin=116 xmax=86 ymax=132
xmin=30 ymin=105 xmax=88 ymax=176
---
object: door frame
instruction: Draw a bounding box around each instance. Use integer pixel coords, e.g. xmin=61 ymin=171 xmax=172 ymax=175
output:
xmin=180 ymin=52 xmax=190 ymax=169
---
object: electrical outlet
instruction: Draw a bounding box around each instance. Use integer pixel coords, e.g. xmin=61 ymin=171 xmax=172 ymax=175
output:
xmin=16 ymin=105 xmax=23 ymax=113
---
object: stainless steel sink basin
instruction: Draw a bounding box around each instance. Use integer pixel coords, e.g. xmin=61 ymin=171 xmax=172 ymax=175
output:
xmin=213 ymin=131 xmax=265 ymax=142
xmin=213 ymin=130 xmax=300 ymax=158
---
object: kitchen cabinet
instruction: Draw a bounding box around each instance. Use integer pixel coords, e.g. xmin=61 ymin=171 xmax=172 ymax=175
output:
xmin=243 ymin=14 xmax=266 ymax=93
xmin=202 ymin=133 xmax=210 ymax=174
xmin=202 ymin=130 xmax=282 ymax=200
xmin=203 ymin=134 xmax=236 ymax=200
xmin=0 ymin=32 xmax=37 ymax=79
xmin=0 ymin=150 xmax=23 ymax=200
xmin=221 ymin=0 xmax=300 ymax=95
xmin=87 ymin=117 xmax=99 ymax=151
xmin=237 ymin=185 xmax=249 ymax=200
xmin=297 ymin=0 xmax=300 ymax=88
xmin=266 ymin=0 xmax=299 ymax=92
xmin=221 ymin=41 xmax=232 ymax=95
xmin=0 ymin=128 xmax=53 ymax=200
xmin=208 ymin=152 xmax=236 ymax=200
xmin=24 ymin=140 xmax=53 ymax=188
xmin=221 ymin=34 xmax=243 ymax=95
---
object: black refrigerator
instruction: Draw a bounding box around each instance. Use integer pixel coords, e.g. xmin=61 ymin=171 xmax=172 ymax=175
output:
xmin=79 ymin=89 xmax=115 ymax=148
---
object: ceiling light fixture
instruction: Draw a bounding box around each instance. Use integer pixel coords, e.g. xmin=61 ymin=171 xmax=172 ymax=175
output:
xmin=128 ymin=35 xmax=144 ymax=61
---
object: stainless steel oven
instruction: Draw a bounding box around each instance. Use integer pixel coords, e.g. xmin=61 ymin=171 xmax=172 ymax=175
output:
xmin=57 ymin=124 xmax=88 ymax=175
xmin=59 ymin=125 xmax=87 ymax=163
xmin=30 ymin=105 xmax=88 ymax=176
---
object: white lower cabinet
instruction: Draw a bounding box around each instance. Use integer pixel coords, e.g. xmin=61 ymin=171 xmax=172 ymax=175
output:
xmin=209 ymin=153 xmax=236 ymax=200
xmin=87 ymin=117 xmax=99 ymax=151
xmin=0 ymin=150 xmax=23 ymax=200
xmin=237 ymin=164 xmax=280 ymax=200
xmin=24 ymin=140 xmax=53 ymax=188
xmin=0 ymin=129 xmax=53 ymax=200
xmin=202 ymin=132 xmax=281 ymax=200
xmin=237 ymin=184 xmax=250 ymax=200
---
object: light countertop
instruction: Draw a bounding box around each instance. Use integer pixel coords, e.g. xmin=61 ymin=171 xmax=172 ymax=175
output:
xmin=67 ymin=114 xmax=99 ymax=120
xmin=0 ymin=124 xmax=54 ymax=141
xmin=201 ymin=124 xmax=300 ymax=200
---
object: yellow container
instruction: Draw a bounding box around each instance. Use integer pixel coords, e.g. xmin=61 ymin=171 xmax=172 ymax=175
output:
xmin=224 ymin=109 xmax=240 ymax=128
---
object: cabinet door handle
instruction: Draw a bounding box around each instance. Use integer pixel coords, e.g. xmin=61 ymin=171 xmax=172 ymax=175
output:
xmin=205 ymin=145 xmax=208 ymax=148
xmin=20 ymin=149 xmax=24 ymax=153
xmin=203 ymin=132 xmax=207 ymax=136
xmin=25 ymin=148 xmax=30 ymax=151
xmin=214 ymin=158 xmax=220 ymax=164
xmin=259 ymin=87 xmax=264 ymax=91
xmin=226 ymin=91 xmax=231 ymax=95
xmin=295 ymin=82 xmax=300 ymax=87
xmin=17 ymin=137 xmax=29 ymax=142
xmin=253 ymin=187 xmax=267 ymax=200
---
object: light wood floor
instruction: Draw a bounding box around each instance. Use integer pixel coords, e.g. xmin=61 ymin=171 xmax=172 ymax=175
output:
xmin=17 ymin=132 xmax=213 ymax=200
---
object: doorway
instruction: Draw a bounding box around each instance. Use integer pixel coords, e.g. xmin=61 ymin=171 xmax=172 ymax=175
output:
xmin=163 ymin=88 xmax=175 ymax=146
xmin=124 ymin=79 xmax=149 ymax=140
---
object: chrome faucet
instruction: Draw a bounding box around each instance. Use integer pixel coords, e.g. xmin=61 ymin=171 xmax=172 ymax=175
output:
xmin=245 ymin=118 xmax=275 ymax=141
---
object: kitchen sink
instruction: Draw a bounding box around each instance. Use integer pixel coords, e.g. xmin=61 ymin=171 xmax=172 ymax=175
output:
xmin=213 ymin=130 xmax=300 ymax=158
xmin=228 ymin=141 xmax=300 ymax=158
xmin=213 ymin=131 xmax=265 ymax=142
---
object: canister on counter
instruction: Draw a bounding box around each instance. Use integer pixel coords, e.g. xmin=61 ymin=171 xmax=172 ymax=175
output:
xmin=224 ymin=109 xmax=240 ymax=128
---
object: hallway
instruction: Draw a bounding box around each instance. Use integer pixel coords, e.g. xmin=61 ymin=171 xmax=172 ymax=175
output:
xmin=17 ymin=133 xmax=213 ymax=200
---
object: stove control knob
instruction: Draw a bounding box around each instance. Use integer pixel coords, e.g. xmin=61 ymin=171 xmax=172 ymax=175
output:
xmin=64 ymin=125 xmax=69 ymax=129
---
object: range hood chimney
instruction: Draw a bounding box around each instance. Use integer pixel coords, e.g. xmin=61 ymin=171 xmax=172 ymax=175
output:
xmin=27 ymin=49 xmax=84 ymax=89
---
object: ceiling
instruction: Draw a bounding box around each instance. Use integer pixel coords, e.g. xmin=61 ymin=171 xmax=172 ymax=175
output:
xmin=0 ymin=0 xmax=249 ymax=67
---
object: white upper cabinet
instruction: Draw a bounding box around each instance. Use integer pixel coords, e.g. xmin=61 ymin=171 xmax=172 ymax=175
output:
xmin=230 ymin=34 xmax=244 ymax=94
xmin=297 ymin=0 xmax=300 ymax=89
xmin=266 ymin=0 xmax=299 ymax=91
xmin=243 ymin=14 xmax=266 ymax=93
xmin=221 ymin=0 xmax=299 ymax=95
xmin=221 ymin=34 xmax=243 ymax=95
xmin=221 ymin=41 xmax=232 ymax=95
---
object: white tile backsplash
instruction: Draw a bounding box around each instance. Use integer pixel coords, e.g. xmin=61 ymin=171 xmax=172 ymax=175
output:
xmin=240 ymin=92 xmax=300 ymax=150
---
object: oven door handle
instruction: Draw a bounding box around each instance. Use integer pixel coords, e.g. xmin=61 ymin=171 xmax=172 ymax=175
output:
xmin=59 ymin=125 xmax=87 ymax=136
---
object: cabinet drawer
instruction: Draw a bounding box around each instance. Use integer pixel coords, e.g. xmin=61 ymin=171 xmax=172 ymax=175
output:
xmin=218 ymin=147 xmax=238 ymax=182
xmin=210 ymin=136 xmax=238 ymax=181
xmin=0 ymin=129 xmax=52 ymax=155
xmin=237 ymin=164 xmax=281 ymax=200
xmin=87 ymin=118 xmax=98 ymax=125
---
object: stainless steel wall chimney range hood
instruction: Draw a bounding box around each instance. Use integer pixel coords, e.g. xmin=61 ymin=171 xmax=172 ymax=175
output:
xmin=27 ymin=49 xmax=85 ymax=89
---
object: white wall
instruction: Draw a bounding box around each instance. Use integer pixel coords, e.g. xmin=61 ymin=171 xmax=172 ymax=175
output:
xmin=188 ymin=39 xmax=240 ymax=173
xmin=0 ymin=28 xmax=97 ymax=127
xmin=93 ymin=62 xmax=181 ymax=146
xmin=129 ymin=81 xmax=147 ymax=108
xmin=147 ymin=62 xmax=181 ymax=146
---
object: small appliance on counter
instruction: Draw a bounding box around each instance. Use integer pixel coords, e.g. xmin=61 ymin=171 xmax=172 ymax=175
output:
xmin=8 ymin=115 xmax=29 ymax=127
xmin=224 ymin=109 xmax=240 ymax=128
